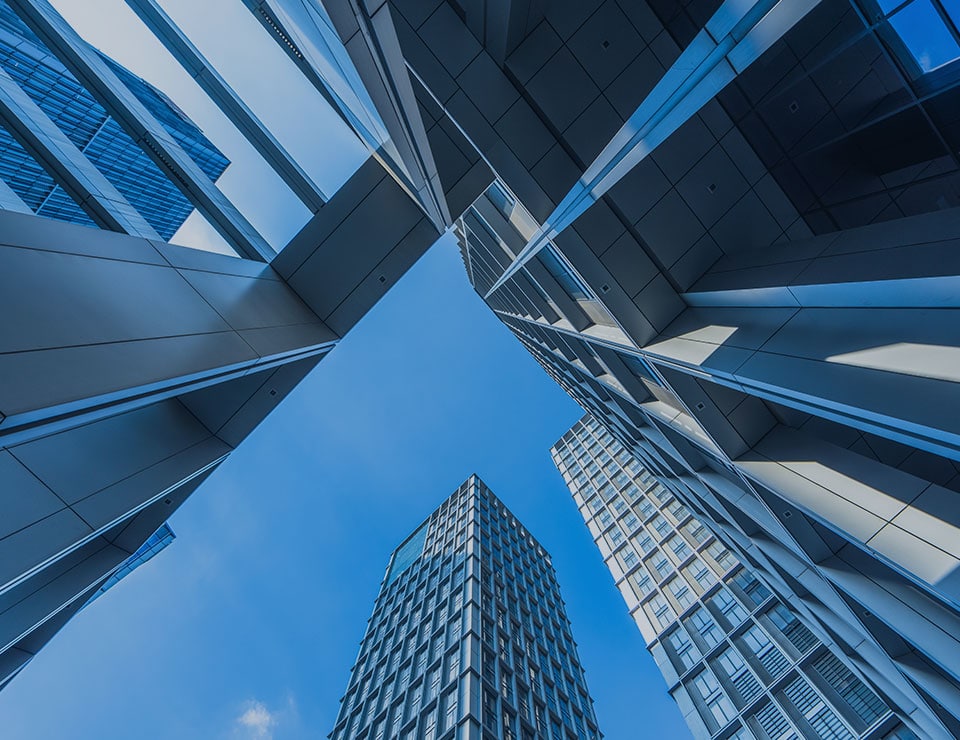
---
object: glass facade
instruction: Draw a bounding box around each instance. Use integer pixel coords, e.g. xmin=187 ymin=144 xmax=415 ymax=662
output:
xmin=331 ymin=476 xmax=601 ymax=740
xmin=85 ymin=522 xmax=176 ymax=606
xmin=552 ymin=416 xmax=915 ymax=740
xmin=0 ymin=0 xmax=228 ymax=237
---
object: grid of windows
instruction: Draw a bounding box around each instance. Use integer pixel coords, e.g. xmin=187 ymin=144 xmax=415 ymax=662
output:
xmin=331 ymin=477 xmax=601 ymax=740
xmin=0 ymin=1 xmax=228 ymax=238
xmin=552 ymin=415 xmax=897 ymax=740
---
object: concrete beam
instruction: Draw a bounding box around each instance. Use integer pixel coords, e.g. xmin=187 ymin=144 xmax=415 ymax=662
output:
xmin=125 ymin=0 xmax=327 ymax=212
xmin=6 ymin=0 xmax=274 ymax=260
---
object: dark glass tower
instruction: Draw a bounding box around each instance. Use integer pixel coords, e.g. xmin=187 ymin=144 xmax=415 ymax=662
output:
xmin=0 ymin=0 xmax=228 ymax=236
xmin=330 ymin=476 xmax=602 ymax=740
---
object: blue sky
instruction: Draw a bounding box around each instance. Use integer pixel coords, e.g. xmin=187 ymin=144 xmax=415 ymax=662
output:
xmin=0 ymin=236 xmax=689 ymax=739
xmin=0 ymin=1 xmax=692 ymax=737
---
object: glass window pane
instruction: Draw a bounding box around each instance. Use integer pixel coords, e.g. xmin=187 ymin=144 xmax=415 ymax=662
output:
xmin=889 ymin=0 xmax=960 ymax=72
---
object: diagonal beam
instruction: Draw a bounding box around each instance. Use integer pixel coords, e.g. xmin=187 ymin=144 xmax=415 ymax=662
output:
xmin=485 ymin=0 xmax=823 ymax=299
xmin=0 ymin=172 xmax=31 ymax=215
xmin=6 ymin=0 xmax=274 ymax=261
xmin=0 ymin=63 xmax=161 ymax=238
xmin=243 ymin=0 xmax=449 ymax=230
xmin=124 ymin=0 xmax=327 ymax=212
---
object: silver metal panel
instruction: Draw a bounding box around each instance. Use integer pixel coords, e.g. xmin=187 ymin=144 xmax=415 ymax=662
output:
xmin=10 ymin=401 xmax=211 ymax=505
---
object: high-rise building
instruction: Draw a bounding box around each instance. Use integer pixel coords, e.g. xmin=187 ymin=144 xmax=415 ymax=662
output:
xmin=0 ymin=0 xmax=494 ymax=687
xmin=330 ymin=476 xmax=602 ymax=740
xmin=5 ymin=2 xmax=960 ymax=734
xmin=338 ymin=0 xmax=960 ymax=735
xmin=553 ymin=415 xmax=918 ymax=740
xmin=0 ymin=0 xmax=228 ymax=236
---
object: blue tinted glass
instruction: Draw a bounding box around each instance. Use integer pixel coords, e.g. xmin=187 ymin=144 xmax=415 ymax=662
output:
xmin=943 ymin=0 xmax=960 ymax=25
xmin=889 ymin=0 xmax=960 ymax=72
xmin=538 ymin=247 xmax=588 ymax=301
xmin=386 ymin=521 xmax=429 ymax=585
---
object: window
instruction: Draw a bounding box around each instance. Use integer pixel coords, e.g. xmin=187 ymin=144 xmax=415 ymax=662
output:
xmin=447 ymin=649 xmax=461 ymax=682
xmin=408 ymin=687 xmax=422 ymax=721
xmin=632 ymin=571 xmax=654 ymax=598
xmin=667 ymin=577 xmax=695 ymax=609
xmin=648 ymin=594 xmax=675 ymax=628
xmin=391 ymin=703 xmax=403 ymax=735
xmin=687 ymin=608 xmax=723 ymax=649
xmin=880 ymin=0 xmax=960 ymax=74
xmin=710 ymin=589 xmax=748 ymax=627
xmin=741 ymin=625 xmax=790 ymax=679
xmin=428 ymin=669 xmax=441 ymax=700
xmin=715 ymin=647 xmax=762 ymax=705
xmin=732 ymin=571 xmax=770 ymax=607
xmin=666 ymin=535 xmax=692 ymax=562
xmin=537 ymin=246 xmax=617 ymax=328
xmin=782 ymin=676 xmax=854 ymax=740
xmin=667 ymin=629 xmax=702 ymax=671
xmin=767 ymin=604 xmax=818 ymax=654
xmin=444 ymin=689 xmax=459 ymax=731
xmin=691 ymin=670 xmax=737 ymax=728
xmin=652 ymin=553 xmax=672 ymax=579
xmin=705 ymin=541 xmax=736 ymax=573
xmin=684 ymin=562 xmax=715 ymax=591
xmin=682 ymin=521 xmax=710 ymax=546
xmin=423 ymin=709 xmax=438 ymax=740
xmin=812 ymin=653 xmax=887 ymax=729
xmin=652 ymin=515 xmax=671 ymax=538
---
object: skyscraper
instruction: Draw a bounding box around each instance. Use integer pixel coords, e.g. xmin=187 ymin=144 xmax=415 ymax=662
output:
xmin=553 ymin=415 xmax=918 ymax=740
xmin=330 ymin=476 xmax=602 ymax=740
xmin=0 ymin=0 xmax=228 ymax=236
xmin=364 ymin=0 xmax=960 ymax=735
xmin=5 ymin=1 xmax=960 ymax=733
xmin=0 ymin=0 xmax=493 ymax=687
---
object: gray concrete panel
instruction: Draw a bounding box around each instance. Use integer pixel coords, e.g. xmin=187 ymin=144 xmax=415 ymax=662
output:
xmin=0 ymin=209 xmax=167 ymax=264
xmin=0 ymin=509 xmax=93 ymax=592
xmin=108 ymin=466 xmax=216 ymax=552
xmin=0 ymin=331 xmax=257 ymax=419
xmin=324 ymin=217 xmax=439 ymax=335
xmin=207 ymin=355 xmax=320 ymax=447
xmin=0 ymin=540 xmax=123 ymax=652
xmin=70 ymin=437 xmax=229 ymax=530
xmin=0 ymin=451 xmax=64 ymax=541
xmin=10 ymin=401 xmax=211 ymax=505
xmin=0 ymin=244 xmax=232 ymax=353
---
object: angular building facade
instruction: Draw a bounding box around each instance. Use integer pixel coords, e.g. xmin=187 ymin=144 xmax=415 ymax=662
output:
xmin=553 ymin=415 xmax=918 ymax=740
xmin=0 ymin=0 xmax=495 ymax=688
xmin=337 ymin=0 xmax=960 ymax=736
xmin=330 ymin=476 xmax=602 ymax=740
xmin=0 ymin=0 xmax=229 ymax=236
xmin=0 ymin=522 xmax=175 ymax=692
xmin=5 ymin=1 xmax=960 ymax=736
